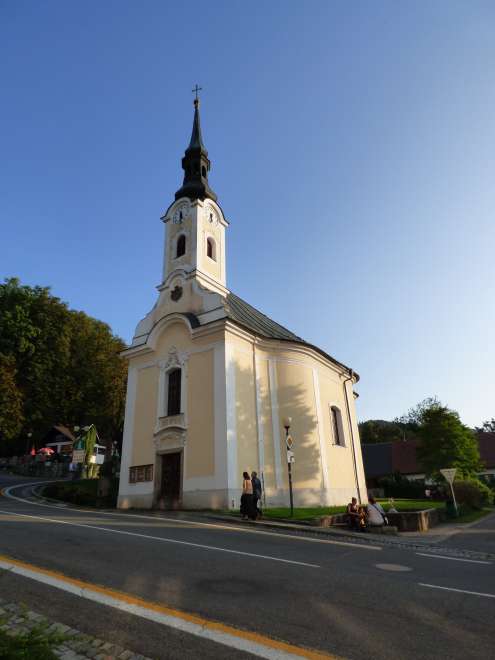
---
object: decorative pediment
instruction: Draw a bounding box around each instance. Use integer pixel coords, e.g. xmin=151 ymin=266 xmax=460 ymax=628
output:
xmin=159 ymin=346 xmax=187 ymax=372
xmin=153 ymin=427 xmax=186 ymax=453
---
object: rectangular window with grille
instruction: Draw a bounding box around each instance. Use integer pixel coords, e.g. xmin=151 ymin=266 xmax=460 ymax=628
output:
xmin=129 ymin=464 xmax=153 ymax=483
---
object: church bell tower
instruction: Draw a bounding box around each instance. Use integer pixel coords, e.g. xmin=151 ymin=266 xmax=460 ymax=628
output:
xmin=161 ymin=93 xmax=228 ymax=296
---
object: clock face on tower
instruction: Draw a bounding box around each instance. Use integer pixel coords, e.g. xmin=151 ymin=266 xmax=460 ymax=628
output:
xmin=204 ymin=203 xmax=219 ymax=226
xmin=172 ymin=202 xmax=189 ymax=224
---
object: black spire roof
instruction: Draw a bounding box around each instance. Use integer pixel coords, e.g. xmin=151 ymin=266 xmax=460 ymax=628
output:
xmin=188 ymin=101 xmax=206 ymax=151
xmin=175 ymin=98 xmax=217 ymax=202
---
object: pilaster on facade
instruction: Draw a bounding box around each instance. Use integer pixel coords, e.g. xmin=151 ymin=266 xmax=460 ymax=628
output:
xmin=225 ymin=343 xmax=238 ymax=500
xmin=312 ymin=368 xmax=330 ymax=499
xmin=117 ymin=366 xmax=138 ymax=504
xmin=254 ymin=356 xmax=265 ymax=476
xmin=213 ymin=342 xmax=229 ymax=500
xmin=268 ymin=359 xmax=283 ymax=491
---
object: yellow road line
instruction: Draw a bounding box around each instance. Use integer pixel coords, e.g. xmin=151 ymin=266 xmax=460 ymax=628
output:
xmin=0 ymin=553 xmax=342 ymax=659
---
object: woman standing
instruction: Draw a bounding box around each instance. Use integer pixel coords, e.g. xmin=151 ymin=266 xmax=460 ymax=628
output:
xmin=240 ymin=471 xmax=254 ymax=520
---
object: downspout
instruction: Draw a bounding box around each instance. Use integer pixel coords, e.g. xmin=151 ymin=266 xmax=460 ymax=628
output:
xmin=343 ymin=369 xmax=362 ymax=504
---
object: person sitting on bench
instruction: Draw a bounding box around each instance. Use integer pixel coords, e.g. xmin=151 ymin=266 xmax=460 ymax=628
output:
xmin=346 ymin=497 xmax=365 ymax=530
xmin=366 ymin=496 xmax=388 ymax=527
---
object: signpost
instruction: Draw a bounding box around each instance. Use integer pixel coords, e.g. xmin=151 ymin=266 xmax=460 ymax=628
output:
xmin=283 ymin=418 xmax=294 ymax=517
xmin=440 ymin=468 xmax=458 ymax=516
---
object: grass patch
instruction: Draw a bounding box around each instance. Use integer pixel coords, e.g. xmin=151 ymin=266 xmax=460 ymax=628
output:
xmin=262 ymin=507 xmax=346 ymax=520
xmin=0 ymin=625 xmax=64 ymax=660
xmin=377 ymin=499 xmax=446 ymax=511
xmin=241 ymin=499 xmax=447 ymax=522
xmin=451 ymin=507 xmax=494 ymax=524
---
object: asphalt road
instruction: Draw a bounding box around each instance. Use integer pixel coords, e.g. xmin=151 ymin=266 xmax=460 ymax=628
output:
xmin=0 ymin=474 xmax=494 ymax=660
xmin=440 ymin=509 xmax=495 ymax=554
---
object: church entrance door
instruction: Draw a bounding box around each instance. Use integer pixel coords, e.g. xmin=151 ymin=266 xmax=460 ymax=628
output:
xmin=160 ymin=452 xmax=182 ymax=509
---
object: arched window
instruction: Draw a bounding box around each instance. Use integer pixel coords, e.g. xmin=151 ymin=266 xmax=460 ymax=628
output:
xmin=206 ymin=237 xmax=216 ymax=261
xmin=167 ymin=369 xmax=181 ymax=416
xmin=176 ymin=235 xmax=186 ymax=258
xmin=330 ymin=406 xmax=345 ymax=446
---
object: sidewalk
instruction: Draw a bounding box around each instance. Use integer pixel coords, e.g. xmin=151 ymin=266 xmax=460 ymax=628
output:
xmin=0 ymin=598 xmax=151 ymax=660
xmin=156 ymin=510 xmax=495 ymax=560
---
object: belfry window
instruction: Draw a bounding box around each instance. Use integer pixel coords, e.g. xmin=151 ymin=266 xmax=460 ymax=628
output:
xmin=330 ymin=406 xmax=345 ymax=446
xmin=176 ymin=235 xmax=186 ymax=258
xmin=206 ymin=237 xmax=216 ymax=261
xmin=167 ymin=369 xmax=181 ymax=416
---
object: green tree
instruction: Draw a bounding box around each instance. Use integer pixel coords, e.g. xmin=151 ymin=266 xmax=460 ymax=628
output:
xmin=0 ymin=277 xmax=127 ymax=454
xmin=358 ymin=419 xmax=411 ymax=444
xmin=395 ymin=396 xmax=441 ymax=427
xmin=476 ymin=418 xmax=495 ymax=433
xmin=417 ymin=405 xmax=481 ymax=480
xmin=0 ymin=354 xmax=23 ymax=444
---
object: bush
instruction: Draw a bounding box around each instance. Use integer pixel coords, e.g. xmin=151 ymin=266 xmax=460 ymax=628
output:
xmin=454 ymin=479 xmax=493 ymax=510
xmin=43 ymin=478 xmax=119 ymax=507
xmin=377 ymin=473 xmax=426 ymax=499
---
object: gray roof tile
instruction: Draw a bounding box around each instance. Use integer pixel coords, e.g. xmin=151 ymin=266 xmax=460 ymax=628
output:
xmin=224 ymin=292 xmax=356 ymax=379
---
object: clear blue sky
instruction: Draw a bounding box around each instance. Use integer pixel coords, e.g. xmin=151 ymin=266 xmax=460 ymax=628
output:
xmin=2 ymin=1 xmax=494 ymax=427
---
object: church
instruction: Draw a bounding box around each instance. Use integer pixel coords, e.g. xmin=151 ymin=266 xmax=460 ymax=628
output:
xmin=117 ymin=96 xmax=367 ymax=510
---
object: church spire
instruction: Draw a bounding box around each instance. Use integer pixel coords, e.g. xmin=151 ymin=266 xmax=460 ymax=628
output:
xmin=188 ymin=97 xmax=206 ymax=151
xmin=175 ymin=88 xmax=217 ymax=202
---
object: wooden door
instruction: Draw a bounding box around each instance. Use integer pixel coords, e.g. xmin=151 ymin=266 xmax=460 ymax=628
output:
xmin=161 ymin=452 xmax=182 ymax=509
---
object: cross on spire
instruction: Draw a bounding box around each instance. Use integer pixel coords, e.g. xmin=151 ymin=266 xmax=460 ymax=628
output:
xmin=192 ymin=84 xmax=202 ymax=106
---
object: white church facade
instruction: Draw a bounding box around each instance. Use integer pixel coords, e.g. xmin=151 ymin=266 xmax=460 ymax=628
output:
xmin=117 ymin=97 xmax=367 ymax=510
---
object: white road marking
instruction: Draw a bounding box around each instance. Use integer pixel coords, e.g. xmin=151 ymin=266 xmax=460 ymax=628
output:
xmin=419 ymin=583 xmax=495 ymax=599
xmin=0 ymin=557 xmax=320 ymax=660
xmin=375 ymin=563 xmax=412 ymax=572
xmin=2 ymin=483 xmax=382 ymax=552
xmin=416 ymin=553 xmax=491 ymax=565
xmin=0 ymin=508 xmax=319 ymax=568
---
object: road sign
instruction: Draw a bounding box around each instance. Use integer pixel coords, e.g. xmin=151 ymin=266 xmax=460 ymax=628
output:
xmin=440 ymin=468 xmax=456 ymax=484
xmin=440 ymin=468 xmax=458 ymax=515
xmin=287 ymin=449 xmax=295 ymax=463
xmin=286 ymin=434 xmax=293 ymax=450
xmin=72 ymin=449 xmax=85 ymax=464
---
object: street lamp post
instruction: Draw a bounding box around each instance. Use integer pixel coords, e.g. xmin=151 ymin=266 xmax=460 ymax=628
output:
xmin=26 ymin=432 xmax=33 ymax=455
xmin=283 ymin=417 xmax=294 ymax=517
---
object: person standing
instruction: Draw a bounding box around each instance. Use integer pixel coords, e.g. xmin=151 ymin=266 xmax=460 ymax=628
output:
xmin=251 ymin=471 xmax=262 ymax=519
xmin=240 ymin=471 xmax=254 ymax=520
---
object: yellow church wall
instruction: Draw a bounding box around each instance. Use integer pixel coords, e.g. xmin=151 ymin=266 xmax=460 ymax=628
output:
xmin=318 ymin=372 xmax=358 ymax=492
xmin=233 ymin=347 xmax=258 ymax=478
xmin=255 ymin=356 xmax=276 ymax=492
xmin=275 ymin=360 xmax=321 ymax=490
xmin=186 ymin=349 xmax=215 ymax=478
xmin=201 ymin=247 xmax=221 ymax=280
xmin=154 ymin=321 xmax=196 ymax=354
xmin=126 ymin=321 xmax=224 ymax=486
xmin=345 ymin=380 xmax=368 ymax=499
xmin=131 ymin=366 xmax=158 ymax=467
xmin=153 ymin=280 xmax=221 ymax=320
